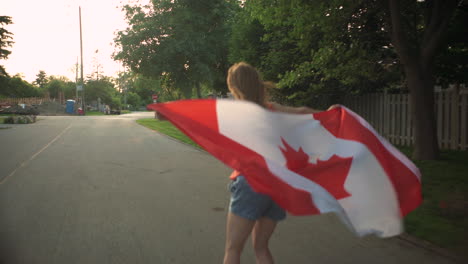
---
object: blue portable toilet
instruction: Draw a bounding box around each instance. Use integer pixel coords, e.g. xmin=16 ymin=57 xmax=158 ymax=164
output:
xmin=66 ymin=100 xmax=75 ymax=114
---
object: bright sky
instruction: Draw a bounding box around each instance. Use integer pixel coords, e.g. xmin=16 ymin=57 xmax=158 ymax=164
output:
xmin=2 ymin=0 xmax=150 ymax=83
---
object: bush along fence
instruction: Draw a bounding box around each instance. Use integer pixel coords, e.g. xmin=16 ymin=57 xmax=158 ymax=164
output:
xmin=0 ymin=92 xmax=67 ymax=106
xmin=342 ymin=84 xmax=468 ymax=151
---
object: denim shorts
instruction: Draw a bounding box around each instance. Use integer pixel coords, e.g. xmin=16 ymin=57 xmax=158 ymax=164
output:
xmin=228 ymin=175 xmax=286 ymax=221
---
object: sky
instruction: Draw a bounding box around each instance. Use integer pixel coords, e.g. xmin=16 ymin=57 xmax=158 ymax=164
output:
xmin=2 ymin=0 xmax=150 ymax=83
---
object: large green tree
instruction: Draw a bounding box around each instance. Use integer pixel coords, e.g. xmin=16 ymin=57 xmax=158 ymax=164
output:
xmin=229 ymin=0 xmax=399 ymax=109
xmin=114 ymin=0 xmax=236 ymax=98
xmin=386 ymin=0 xmax=465 ymax=159
xmin=229 ymin=0 xmax=466 ymax=159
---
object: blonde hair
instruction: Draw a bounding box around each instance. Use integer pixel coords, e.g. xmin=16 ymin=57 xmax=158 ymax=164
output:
xmin=227 ymin=62 xmax=272 ymax=107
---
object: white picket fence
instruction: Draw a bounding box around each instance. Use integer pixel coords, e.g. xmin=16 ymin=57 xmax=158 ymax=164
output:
xmin=342 ymin=85 xmax=468 ymax=150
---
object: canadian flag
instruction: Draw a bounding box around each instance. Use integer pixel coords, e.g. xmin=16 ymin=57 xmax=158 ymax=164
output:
xmin=148 ymin=99 xmax=422 ymax=237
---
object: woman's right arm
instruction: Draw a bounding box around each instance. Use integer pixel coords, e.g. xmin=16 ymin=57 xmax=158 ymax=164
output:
xmin=269 ymin=102 xmax=340 ymax=114
xmin=269 ymin=102 xmax=321 ymax=114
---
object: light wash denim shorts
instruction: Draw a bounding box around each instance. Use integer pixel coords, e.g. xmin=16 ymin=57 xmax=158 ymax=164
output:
xmin=228 ymin=175 xmax=286 ymax=221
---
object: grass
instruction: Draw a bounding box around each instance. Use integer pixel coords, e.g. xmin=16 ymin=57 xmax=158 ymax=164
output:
xmin=137 ymin=117 xmax=467 ymax=256
xmin=86 ymin=110 xmax=131 ymax=115
xmin=401 ymin=147 xmax=468 ymax=257
xmin=136 ymin=118 xmax=200 ymax=149
xmin=85 ymin=111 xmax=105 ymax=116
xmin=0 ymin=117 xmax=6 ymax=124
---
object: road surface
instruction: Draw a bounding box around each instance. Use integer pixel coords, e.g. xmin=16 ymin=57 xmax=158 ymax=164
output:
xmin=0 ymin=113 xmax=458 ymax=263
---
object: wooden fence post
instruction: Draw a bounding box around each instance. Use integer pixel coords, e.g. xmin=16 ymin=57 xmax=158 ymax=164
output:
xmin=451 ymin=84 xmax=460 ymax=149
xmin=402 ymin=94 xmax=407 ymax=146
xmin=460 ymin=88 xmax=467 ymax=150
xmin=443 ymin=87 xmax=451 ymax=149
xmin=385 ymin=93 xmax=390 ymax=141
xmin=436 ymin=90 xmax=443 ymax=148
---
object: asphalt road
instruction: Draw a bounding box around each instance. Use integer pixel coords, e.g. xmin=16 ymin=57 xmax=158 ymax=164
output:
xmin=0 ymin=113 xmax=458 ymax=263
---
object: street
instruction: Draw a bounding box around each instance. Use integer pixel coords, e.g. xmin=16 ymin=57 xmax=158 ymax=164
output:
xmin=0 ymin=113 xmax=457 ymax=263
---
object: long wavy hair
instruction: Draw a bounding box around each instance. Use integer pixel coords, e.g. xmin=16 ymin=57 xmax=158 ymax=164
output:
xmin=227 ymin=62 xmax=273 ymax=107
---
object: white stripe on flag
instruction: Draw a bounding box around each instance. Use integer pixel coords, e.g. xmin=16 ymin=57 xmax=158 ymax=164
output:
xmin=217 ymin=100 xmax=402 ymax=237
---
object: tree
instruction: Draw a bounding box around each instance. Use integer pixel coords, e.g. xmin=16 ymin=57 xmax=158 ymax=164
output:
xmin=0 ymin=16 xmax=14 ymax=81
xmin=386 ymin=0 xmax=463 ymax=159
xmin=8 ymin=75 xmax=42 ymax=97
xmin=110 ymin=94 xmax=122 ymax=109
xmin=85 ymin=77 xmax=121 ymax=107
xmin=114 ymin=0 xmax=236 ymax=98
xmin=44 ymin=77 xmax=66 ymax=99
xmin=116 ymin=71 xmax=162 ymax=104
xmin=34 ymin=70 xmax=49 ymax=89
xmin=126 ymin=91 xmax=142 ymax=110
xmin=229 ymin=0 xmax=399 ymax=108
xmin=228 ymin=0 xmax=466 ymax=159
xmin=0 ymin=74 xmax=41 ymax=98
xmin=433 ymin=3 xmax=468 ymax=85
xmin=227 ymin=5 xmax=265 ymax=69
xmin=0 ymin=16 xmax=13 ymax=61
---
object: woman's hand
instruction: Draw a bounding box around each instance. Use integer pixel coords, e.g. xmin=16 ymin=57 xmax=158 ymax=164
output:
xmin=327 ymin=104 xmax=341 ymax=111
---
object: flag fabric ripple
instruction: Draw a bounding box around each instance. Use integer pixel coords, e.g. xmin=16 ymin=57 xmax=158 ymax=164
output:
xmin=148 ymin=99 xmax=422 ymax=237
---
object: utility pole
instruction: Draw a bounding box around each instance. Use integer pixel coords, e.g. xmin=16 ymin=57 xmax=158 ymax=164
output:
xmin=95 ymin=49 xmax=100 ymax=81
xmin=79 ymin=6 xmax=85 ymax=114
xmin=75 ymin=57 xmax=79 ymax=100
xmin=123 ymin=71 xmax=127 ymax=109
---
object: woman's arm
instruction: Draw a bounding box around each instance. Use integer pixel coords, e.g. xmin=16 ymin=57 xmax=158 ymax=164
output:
xmin=269 ymin=103 xmax=340 ymax=114
xmin=269 ymin=102 xmax=321 ymax=114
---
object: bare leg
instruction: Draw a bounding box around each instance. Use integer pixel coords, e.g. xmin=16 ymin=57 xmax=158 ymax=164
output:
xmin=251 ymin=217 xmax=277 ymax=264
xmin=224 ymin=213 xmax=256 ymax=264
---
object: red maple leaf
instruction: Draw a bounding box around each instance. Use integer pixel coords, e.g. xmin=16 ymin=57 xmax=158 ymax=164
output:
xmin=279 ymin=138 xmax=352 ymax=199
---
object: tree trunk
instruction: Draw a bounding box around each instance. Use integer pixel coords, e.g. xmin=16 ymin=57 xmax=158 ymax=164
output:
xmin=386 ymin=0 xmax=457 ymax=160
xmin=195 ymin=82 xmax=202 ymax=99
xmin=405 ymin=65 xmax=439 ymax=160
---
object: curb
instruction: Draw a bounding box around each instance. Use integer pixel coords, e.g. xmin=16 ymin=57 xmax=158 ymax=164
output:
xmin=397 ymin=233 xmax=465 ymax=263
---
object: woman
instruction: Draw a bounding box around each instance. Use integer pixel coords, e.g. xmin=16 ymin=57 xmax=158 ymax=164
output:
xmin=223 ymin=62 xmax=326 ymax=264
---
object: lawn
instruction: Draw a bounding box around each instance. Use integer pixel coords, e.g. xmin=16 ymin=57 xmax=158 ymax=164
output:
xmin=401 ymin=147 xmax=468 ymax=257
xmin=136 ymin=118 xmax=200 ymax=149
xmin=137 ymin=117 xmax=467 ymax=256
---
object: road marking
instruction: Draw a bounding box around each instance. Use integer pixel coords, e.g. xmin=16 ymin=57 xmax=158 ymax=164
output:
xmin=0 ymin=124 xmax=73 ymax=185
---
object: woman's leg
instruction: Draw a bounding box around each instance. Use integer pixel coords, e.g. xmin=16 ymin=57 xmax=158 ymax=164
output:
xmin=224 ymin=212 xmax=256 ymax=264
xmin=251 ymin=217 xmax=277 ymax=264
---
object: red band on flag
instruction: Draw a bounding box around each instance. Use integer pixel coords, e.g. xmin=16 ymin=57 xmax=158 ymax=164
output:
xmin=148 ymin=101 xmax=320 ymax=214
xmin=313 ymin=108 xmax=422 ymax=216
